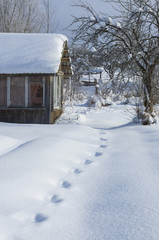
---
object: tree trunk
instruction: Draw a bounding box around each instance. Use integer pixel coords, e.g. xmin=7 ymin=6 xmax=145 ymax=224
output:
xmin=143 ymin=75 xmax=153 ymax=115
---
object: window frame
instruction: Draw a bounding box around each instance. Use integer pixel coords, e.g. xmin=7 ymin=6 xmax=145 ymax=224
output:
xmin=0 ymin=75 xmax=45 ymax=109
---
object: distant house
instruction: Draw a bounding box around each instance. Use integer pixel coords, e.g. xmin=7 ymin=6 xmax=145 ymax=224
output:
xmin=80 ymin=68 xmax=103 ymax=86
xmin=0 ymin=33 xmax=72 ymax=124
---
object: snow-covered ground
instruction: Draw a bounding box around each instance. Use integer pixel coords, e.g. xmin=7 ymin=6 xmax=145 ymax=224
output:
xmin=0 ymin=99 xmax=159 ymax=240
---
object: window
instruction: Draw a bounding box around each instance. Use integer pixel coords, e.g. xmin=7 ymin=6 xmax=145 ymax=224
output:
xmin=53 ymin=76 xmax=62 ymax=109
xmin=0 ymin=76 xmax=45 ymax=109
xmin=28 ymin=76 xmax=44 ymax=108
xmin=10 ymin=77 xmax=25 ymax=107
xmin=53 ymin=76 xmax=58 ymax=109
xmin=0 ymin=76 xmax=7 ymax=107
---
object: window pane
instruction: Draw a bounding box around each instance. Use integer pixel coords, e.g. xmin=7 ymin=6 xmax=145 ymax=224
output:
xmin=0 ymin=76 xmax=7 ymax=107
xmin=53 ymin=76 xmax=62 ymax=109
xmin=10 ymin=77 xmax=25 ymax=107
xmin=53 ymin=77 xmax=58 ymax=109
xmin=59 ymin=77 xmax=62 ymax=108
xmin=29 ymin=82 xmax=43 ymax=107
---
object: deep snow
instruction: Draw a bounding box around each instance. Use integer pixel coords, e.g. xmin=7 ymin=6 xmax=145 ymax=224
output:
xmin=0 ymin=102 xmax=159 ymax=240
xmin=0 ymin=33 xmax=67 ymax=74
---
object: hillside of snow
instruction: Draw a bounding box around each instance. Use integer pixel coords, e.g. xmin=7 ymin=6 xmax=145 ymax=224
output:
xmin=0 ymin=94 xmax=159 ymax=239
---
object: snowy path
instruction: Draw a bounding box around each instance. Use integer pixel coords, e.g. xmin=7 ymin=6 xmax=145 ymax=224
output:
xmin=77 ymin=109 xmax=159 ymax=240
xmin=0 ymin=106 xmax=159 ymax=239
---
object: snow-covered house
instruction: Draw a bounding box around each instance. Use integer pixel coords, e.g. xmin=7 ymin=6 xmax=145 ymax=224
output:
xmin=0 ymin=33 xmax=72 ymax=124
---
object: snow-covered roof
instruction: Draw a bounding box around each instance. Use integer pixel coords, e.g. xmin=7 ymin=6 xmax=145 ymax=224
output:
xmin=0 ymin=33 xmax=68 ymax=74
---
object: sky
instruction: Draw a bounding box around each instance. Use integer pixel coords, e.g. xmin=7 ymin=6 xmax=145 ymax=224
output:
xmin=53 ymin=0 xmax=114 ymax=38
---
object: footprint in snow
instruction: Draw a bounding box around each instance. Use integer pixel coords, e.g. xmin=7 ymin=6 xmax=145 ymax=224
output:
xmin=95 ymin=152 xmax=102 ymax=157
xmin=74 ymin=168 xmax=82 ymax=174
xmin=100 ymin=131 xmax=106 ymax=135
xmin=100 ymin=138 xmax=107 ymax=142
xmin=62 ymin=181 xmax=71 ymax=189
xmin=51 ymin=194 xmax=63 ymax=204
xmin=34 ymin=213 xmax=48 ymax=223
xmin=100 ymin=145 xmax=107 ymax=149
xmin=84 ymin=159 xmax=93 ymax=165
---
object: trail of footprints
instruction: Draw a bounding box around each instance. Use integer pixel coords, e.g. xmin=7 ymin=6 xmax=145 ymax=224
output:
xmin=34 ymin=129 xmax=107 ymax=223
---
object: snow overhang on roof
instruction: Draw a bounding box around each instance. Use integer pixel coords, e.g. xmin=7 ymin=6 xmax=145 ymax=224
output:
xmin=0 ymin=33 xmax=68 ymax=74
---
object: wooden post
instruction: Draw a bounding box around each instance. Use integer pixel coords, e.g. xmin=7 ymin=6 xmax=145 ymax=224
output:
xmin=95 ymin=78 xmax=99 ymax=95
xmin=100 ymin=72 xmax=102 ymax=80
xmin=89 ymin=73 xmax=90 ymax=82
xmin=25 ymin=76 xmax=28 ymax=107
xmin=7 ymin=76 xmax=10 ymax=107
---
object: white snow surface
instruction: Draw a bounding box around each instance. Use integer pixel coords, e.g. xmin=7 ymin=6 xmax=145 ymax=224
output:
xmin=0 ymin=102 xmax=159 ymax=239
xmin=0 ymin=33 xmax=67 ymax=74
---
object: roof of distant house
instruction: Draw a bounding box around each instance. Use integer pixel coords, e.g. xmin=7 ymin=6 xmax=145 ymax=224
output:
xmin=0 ymin=33 xmax=67 ymax=74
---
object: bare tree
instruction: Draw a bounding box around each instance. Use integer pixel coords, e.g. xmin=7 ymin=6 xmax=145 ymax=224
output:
xmin=71 ymin=0 xmax=159 ymax=123
xmin=0 ymin=0 xmax=45 ymax=33
xmin=43 ymin=0 xmax=58 ymax=33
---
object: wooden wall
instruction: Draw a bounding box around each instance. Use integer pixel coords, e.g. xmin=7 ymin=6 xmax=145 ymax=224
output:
xmin=0 ymin=75 xmax=63 ymax=124
xmin=0 ymin=108 xmax=47 ymax=124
